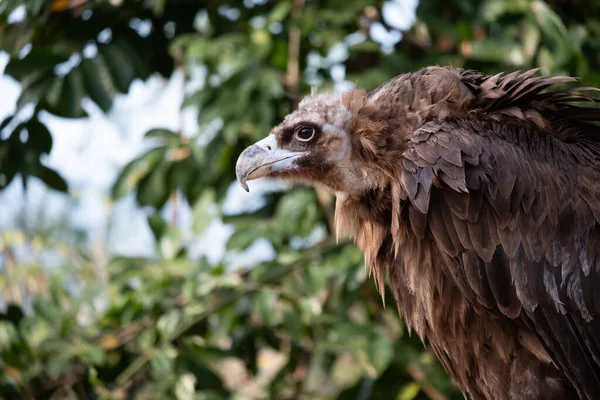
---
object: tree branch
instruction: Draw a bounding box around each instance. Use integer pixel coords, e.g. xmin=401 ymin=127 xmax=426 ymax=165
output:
xmin=406 ymin=363 xmax=448 ymax=400
xmin=285 ymin=0 xmax=305 ymax=103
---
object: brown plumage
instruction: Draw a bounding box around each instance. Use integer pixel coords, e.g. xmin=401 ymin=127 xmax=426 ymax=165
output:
xmin=235 ymin=66 xmax=600 ymax=400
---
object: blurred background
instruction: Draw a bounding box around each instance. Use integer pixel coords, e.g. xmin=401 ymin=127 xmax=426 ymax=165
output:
xmin=0 ymin=0 xmax=599 ymax=398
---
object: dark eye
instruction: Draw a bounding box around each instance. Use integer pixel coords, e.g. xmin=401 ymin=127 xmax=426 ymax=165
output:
xmin=295 ymin=126 xmax=315 ymax=142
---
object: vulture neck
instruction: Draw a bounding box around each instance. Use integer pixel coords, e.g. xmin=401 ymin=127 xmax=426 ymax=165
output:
xmin=335 ymin=78 xmax=469 ymax=327
xmin=334 ymin=87 xmax=421 ymax=293
xmin=334 ymin=184 xmax=397 ymax=297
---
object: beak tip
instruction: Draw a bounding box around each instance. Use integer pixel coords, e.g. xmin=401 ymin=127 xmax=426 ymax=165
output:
xmin=237 ymin=144 xmax=268 ymax=193
xmin=237 ymin=175 xmax=250 ymax=192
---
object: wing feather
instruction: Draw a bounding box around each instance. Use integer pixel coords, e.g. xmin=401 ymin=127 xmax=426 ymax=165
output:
xmin=462 ymin=251 xmax=496 ymax=308
xmin=400 ymin=117 xmax=600 ymax=399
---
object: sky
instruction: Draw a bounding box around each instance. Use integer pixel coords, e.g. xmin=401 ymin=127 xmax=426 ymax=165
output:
xmin=0 ymin=0 xmax=418 ymax=271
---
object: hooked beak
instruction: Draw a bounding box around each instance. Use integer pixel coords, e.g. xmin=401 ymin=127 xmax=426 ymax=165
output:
xmin=236 ymin=135 xmax=305 ymax=192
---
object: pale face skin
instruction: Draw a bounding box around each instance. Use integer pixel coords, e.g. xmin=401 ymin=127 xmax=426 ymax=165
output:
xmin=235 ymin=91 xmax=372 ymax=194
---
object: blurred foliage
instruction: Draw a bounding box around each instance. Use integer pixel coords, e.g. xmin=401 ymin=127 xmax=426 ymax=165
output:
xmin=1 ymin=0 xmax=600 ymax=398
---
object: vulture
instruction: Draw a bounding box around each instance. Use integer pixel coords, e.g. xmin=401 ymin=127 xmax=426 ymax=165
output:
xmin=235 ymin=66 xmax=600 ymax=400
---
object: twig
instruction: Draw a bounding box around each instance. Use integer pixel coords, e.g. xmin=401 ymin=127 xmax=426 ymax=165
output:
xmin=115 ymin=352 xmax=154 ymax=386
xmin=406 ymin=363 xmax=448 ymax=400
xmin=169 ymin=191 xmax=179 ymax=226
xmin=31 ymin=366 xmax=84 ymax=397
xmin=285 ymin=0 xmax=305 ymax=104
xmin=315 ymin=186 xmax=335 ymax=235
xmin=91 ymin=316 xmax=153 ymax=349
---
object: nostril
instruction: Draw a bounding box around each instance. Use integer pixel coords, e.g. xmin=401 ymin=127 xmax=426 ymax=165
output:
xmin=266 ymin=145 xmax=272 ymax=150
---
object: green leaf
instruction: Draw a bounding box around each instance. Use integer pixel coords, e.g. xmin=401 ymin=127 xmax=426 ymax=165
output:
xmin=252 ymin=289 xmax=282 ymax=326
xmin=111 ymin=39 xmax=152 ymax=80
xmin=99 ymin=43 xmax=137 ymax=93
xmin=32 ymin=297 xmax=61 ymax=323
xmin=194 ymin=391 xmax=224 ymax=400
xmin=136 ymin=158 xmax=171 ymax=208
xmin=364 ymin=331 xmax=394 ymax=375
xmin=150 ymin=347 xmax=177 ymax=380
xmin=80 ymin=57 xmax=115 ymax=113
xmin=77 ymin=343 xmax=106 ymax=365
xmin=268 ymin=1 xmax=292 ymax=22
xmin=479 ymin=0 xmax=530 ymax=22
xmin=191 ymin=189 xmax=215 ymax=235
xmin=464 ymin=39 xmax=524 ymax=66
xmin=226 ymin=226 xmax=267 ymax=250
xmin=0 ymin=151 xmax=18 ymax=190
xmin=0 ymin=304 xmax=24 ymax=327
xmin=331 ymin=353 xmax=362 ymax=390
xmin=148 ymin=212 xmax=168 ymax=243
xmin=157 ymin=309 xmax=182 ymax=341
xmin=44 ymin=76 xmax=65 ymax=109
xmin=159 ymin=225 xmax=183 ymax=260
xmin=0 ymin=115 xmax=13 ymax=135
xmin=57 ymin=68 xmax=86 ymax=118
xmin=397 ymin=382 xmax=421 ymax=400
xmin=111 ymin=147 xmax=164 ymax=200
xmin=166 ymin=157 xmax=194 ymax=194
xmin=151 ymin=0 xmax=168 ymax=15
xmin=181 ymin=340 xmax=228 ymax=391
xmin=35 ymin=166 xmax=68 ymax=192
xmin=175 ymin=373 xmax=197 ymax=400
xmin=207 ymin=303 xmax=239 ymax=341
xmin=537 ymin=46 xmax=555 ymax=73
xmin=530 ymin=0 xmax=568 ymax=42
xmin=26 ymin=118 xmax=53 ymax=154
xmin=138 ymin=329 xmax=157 ymax=352
xmin=4 ymin=52 xmax=69 ymax=81
xmin=275 ymin=189 xmax=319 ymax=236
xmin=145 ymin=128 xmax=180 ymax=145
xmin=15 ymin=71 xmax=54 ymax=112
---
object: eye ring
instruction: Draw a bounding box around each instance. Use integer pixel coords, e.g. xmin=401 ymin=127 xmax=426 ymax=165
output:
xmin=295 ymin=126 xmax=316 ymax=142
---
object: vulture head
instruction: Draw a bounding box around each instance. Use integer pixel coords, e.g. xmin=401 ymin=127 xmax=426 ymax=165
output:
xmin=236 ymin=89 xmax=388 ymax=195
